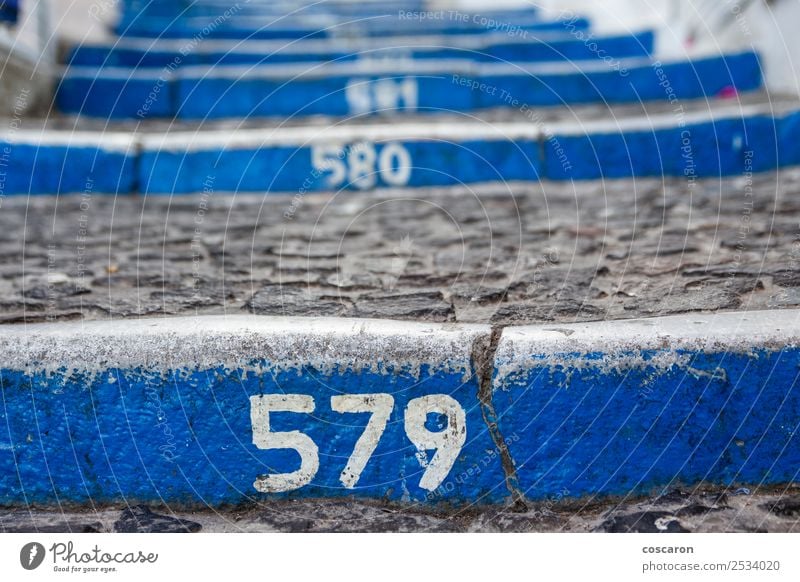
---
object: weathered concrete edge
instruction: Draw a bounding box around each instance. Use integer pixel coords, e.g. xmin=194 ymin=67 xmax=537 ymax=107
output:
xmin=4 ymin=97 xmax=795 ymax=195
xmin=0 ymin=315 xmax=491 ymax=381
xmin=4 ymin=310 xmax=800 ymax=507
xmin=491 ymin=309 xmax=800 ymax=502
xmin=4 ymin=305 xmax=799 ymax=392
xmin=493 ymin=309 xmax=800 ymax=382
xmin=0 ymin=315 xmax=527 ymax=507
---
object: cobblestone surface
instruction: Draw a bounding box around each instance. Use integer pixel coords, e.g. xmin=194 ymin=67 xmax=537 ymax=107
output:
xmin=3 ymin=487 xmax=800 ymax=532
xmin=1 ymin=168 xmax=799 ymax=326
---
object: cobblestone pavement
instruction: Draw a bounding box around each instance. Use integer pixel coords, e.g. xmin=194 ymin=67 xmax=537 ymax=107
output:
xmin=3 ymin=486 xmax=800 ymax=532
xmin=1 ymin=167 xmax=799 ymax=326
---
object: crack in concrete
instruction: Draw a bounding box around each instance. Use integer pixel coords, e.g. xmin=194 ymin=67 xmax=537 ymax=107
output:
xmin=472 ymin=325 xmax=527 ymax=510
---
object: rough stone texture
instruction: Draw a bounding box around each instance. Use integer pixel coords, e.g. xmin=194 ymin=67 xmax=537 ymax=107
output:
xmin=3 ymin=487 xmax=800 ymax=532
xmin=0 ymin=167 xmax=798 ymax=326
xmin=113 ymin=506 xmax=202 ymax=533
xmin=14 ymin=88 xmax=782 ymax=132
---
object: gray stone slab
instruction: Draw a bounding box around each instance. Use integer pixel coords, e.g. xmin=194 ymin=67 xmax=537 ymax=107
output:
xmin=0 ymin=170 xmax=798 ymax=325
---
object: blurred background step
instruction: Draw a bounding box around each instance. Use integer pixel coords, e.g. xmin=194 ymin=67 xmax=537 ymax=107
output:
xmin=64 ymin=30 xmax=655 ymax=68
xmin=131 ymin=102 xmax=800 ymax=192
xmin=113 ymin=14 xmax=573 ymax=41
xmin=57 ymin=52 xmax=762 ymax=120
xmin=17 ymin=87 xmax=774 ymax=133
xmin=3 ymin=99 xmax=799 ymax=195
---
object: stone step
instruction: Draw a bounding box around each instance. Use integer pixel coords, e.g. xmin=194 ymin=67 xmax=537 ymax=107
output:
xmin=116 ymin=0 xmax=504 ymax=19
xmin=65 ymin=30 xmax=654 ymax=68
xmin=0 ymin=310 xmax=797 ymax=506
xmin=34 ymin=87 xmax=778 ymax=131
xmin=3 ymin=98 xmax=795 ymax=195
xmin=57 ymin=51 xmax=761 ymax=120
xmin=113 ymin=11 xmax=581 ymax=41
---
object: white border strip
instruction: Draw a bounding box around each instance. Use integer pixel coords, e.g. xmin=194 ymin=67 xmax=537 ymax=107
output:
xmin=549 ymin=101 xmax=794 ymax=135
xmin=0 ymin=315 xmax=490 ymax=377
xmin=0 ymin=129 xmax=136 ymax=151
xmin=4 ymin=99 xmax=798 ymax=152
xmin=137 ymin=121 xmax=543 ymax=151
xmin=497 ymin=309 xmax=800 ymax=356
xmin=89 ymin=29 xmax=649 ymax=54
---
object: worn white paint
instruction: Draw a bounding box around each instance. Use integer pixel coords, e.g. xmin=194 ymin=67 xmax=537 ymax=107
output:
xmin=331 ymin=393 xmax=394 ymax=488
xmin=250 ymin=394 xmax=320 ymax=493
xmin=138 ymin=100 xmax=799 ymax=154
xmin=64 ymin=51 xmax=683 ymax=84
xmin=404 ymin=394 xmax=467 ymax=491
xmin=312 ymin=141 xmax=413 ymax=189
xmin=139 ymin=120 xmax=542 ymax=152
xmin=493 ymin=309 xmax=800 ymax=384
xmin=96 ymin=29 xmax=648 ymax=54
xmin=0 ymin=315 xmax=490 ymax=381
xmin=13 ymin=97 xmax=796 ymax=156
xmin=108 ymin=54 xmax=659 ymax=80
xmin=0 ymin=129 xmax=136 ymax=151
xmin=549 ymin=99 xmax=799 ymax=136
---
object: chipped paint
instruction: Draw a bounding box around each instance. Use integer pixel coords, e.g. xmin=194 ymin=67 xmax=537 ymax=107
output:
xmin=492 ymin=310 xmax=800 ymax=501
xmin=0 ymin=316 xmax=507 ymax=506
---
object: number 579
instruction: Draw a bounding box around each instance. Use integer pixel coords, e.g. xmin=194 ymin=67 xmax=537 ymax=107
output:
xmin=249 ymin=393 xmax=467 ymax=493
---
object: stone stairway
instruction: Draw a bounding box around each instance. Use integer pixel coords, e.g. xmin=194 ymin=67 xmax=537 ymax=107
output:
xmin=1 ymin=0 xmax=800 ymax=530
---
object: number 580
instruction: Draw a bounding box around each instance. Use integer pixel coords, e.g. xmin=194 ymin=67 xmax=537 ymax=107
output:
xmin=249 ymin=393 xmax=467 ymax=493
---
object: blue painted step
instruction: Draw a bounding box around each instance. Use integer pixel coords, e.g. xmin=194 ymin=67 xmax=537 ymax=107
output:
xmin=57 ymin=52 xmax=762 ymax=120
xmin=114 ymin=14 xmax=587 ymax=40
xmin=0 ymin=317 xmax=508 ymax=506
xmin=492 ymin=311 xmax=800 ymax=500
xmin=138 ymin=122 xmax=544 ymax=194
xmin=136 ymin=105 xmax=795 ymax=194
xmin=4 ymin=104 xmax=798 ymax=194
xmin=546 ymin=109 xmax=782 ymax=180
xmin=0 ymin=131 xmax=136 ymax=195
xmin=0 ymin=0 xmax=18 ymax=24
xmin=0 ymin=310 xmax=798 ymax=506
xmin=66 ymin=30 xmax=655 ymax=68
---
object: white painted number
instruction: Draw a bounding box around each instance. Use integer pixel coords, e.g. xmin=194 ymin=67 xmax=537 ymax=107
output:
xmin=379 ymin=142 xmax=412 ymax=186
xmin=311 ymin=144 xmax=346 ymax=188
xmin=250 ymin=394 xmax=320 ymax=493
xmin=345 ymin=77 xmax=418 ymax=114
xmin=249 ymin=394 xmax=466 ymax=493
xmin=331 ymin=393 xmax=394 ymax=488
xmin=348 ymin=143 xmax=377 ymax=189
xmin=345 ymin=80 xmax=371 ymax=114
xmin=404 ymin=395 xmax=467 ymax=492
xmin=311 ymin=142 xmax=412 ymax=190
